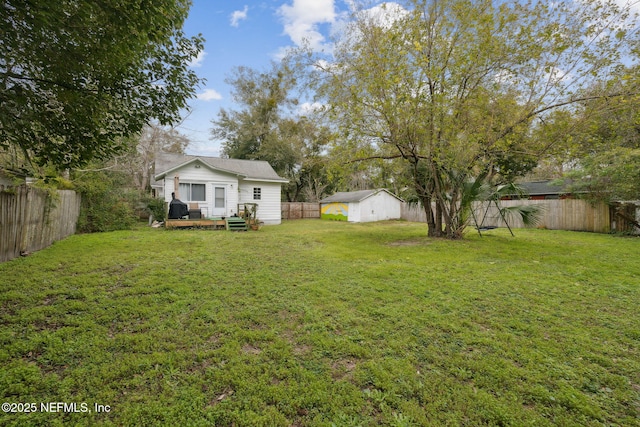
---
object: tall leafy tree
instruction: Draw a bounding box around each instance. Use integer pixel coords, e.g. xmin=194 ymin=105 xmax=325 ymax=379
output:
xmin=0 ymin=0 xmax=203 ymax=170
xmin=213 ymin=63 xmax=297 ymax=160
xmin=552 ymin=67 xmax=640 ymax=202
xmin=272 ymin=116 xmax=335 ymax=201
xmin=308 ymin=0 xmax=637 ymax=238
xmin=567 ymin=147 xmax=640 ymax=202
xmin=118 ymin=123 xmax=190 ymax=192
xmin=324 ymin=135 xmax=407 ymax=194
xmin=211 ymin=62 xmax=334 ymax=201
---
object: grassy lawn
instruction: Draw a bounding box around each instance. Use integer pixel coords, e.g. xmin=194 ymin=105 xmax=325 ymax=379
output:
xmin=0 ymin=220 xmax=638 ymax=426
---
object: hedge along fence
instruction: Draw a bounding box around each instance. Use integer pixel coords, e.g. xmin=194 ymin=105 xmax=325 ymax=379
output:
xmin=0 ymin=186 xmax=81 ymax=262
xmin=401 ymin=199 xmax=612 ymax=233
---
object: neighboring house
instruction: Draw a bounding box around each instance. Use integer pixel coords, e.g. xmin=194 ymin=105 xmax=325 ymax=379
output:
xmin=502 ymin=180 xmax=572 ymax=200
xmin=0 ymin=170 xmax=13 ymax=188
xmin=0 ymin=168 xmax=27 ymax=188
xmin=152 ymin=152 xmax=288 ymax=225
xmin=320 ymin=189 xmax=403 ymax=222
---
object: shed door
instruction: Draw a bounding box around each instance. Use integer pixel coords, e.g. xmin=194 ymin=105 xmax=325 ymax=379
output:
xmin=213 ymin=186 xmax=226 ymax=217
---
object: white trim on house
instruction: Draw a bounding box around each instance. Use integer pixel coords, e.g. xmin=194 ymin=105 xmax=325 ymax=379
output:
xmin=241 ymin=178 xmax=291 ymax=184
xmin=154 ymin=157 xmax=249 ymax=181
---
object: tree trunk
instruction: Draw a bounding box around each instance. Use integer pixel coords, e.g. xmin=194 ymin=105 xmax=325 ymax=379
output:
xmin=434 ymin=199 xmax=444 ymax=237
xmin=420 ymin=195 xmax=437 ymax=237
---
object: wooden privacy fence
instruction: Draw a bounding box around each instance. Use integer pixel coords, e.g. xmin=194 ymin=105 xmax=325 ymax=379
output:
xmin=610 ymin=202 xmax=640 ymax=234
xmin=281 ymin=202 xmax=320 ymax=220
xmin=282 ymin=199 xmax=624 ymax=233
xmin=402 ymin=199 xmax=611 ymax=233
xmin=0 ymin=186 xmax=81 ymax=262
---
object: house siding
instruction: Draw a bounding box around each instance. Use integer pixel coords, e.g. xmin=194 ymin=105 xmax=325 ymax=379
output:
xmin=163 ymin=164 xmax=238 ymax=218
xmin=156 ymin=156 xmax=286 ymax=225
xmin=239 ymin=181 xmax=282 ymax=224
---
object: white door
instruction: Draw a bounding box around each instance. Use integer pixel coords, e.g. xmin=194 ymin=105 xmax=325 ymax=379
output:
xmin=213 ymin=186 xmax=226 ymax=217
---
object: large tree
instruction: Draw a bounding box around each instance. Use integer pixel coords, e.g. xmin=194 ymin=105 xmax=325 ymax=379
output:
xmin=553 ymin=67 xmax=640 ymax=202
xmin=211 ymin=63 xmax=334 ymax=201
xmin=309 ymin=0 xmax=638 ymax=238
xmin=116 ymin=123 xmax=190 ymax=192
xmin=0 ymin=0 xmax=203 ymax=170
xmin=213 ymin=64 xmax=298 ymax=161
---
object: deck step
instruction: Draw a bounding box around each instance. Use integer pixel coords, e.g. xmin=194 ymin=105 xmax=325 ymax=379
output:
xmin=226 ymin=217 xmax=247 ymax=231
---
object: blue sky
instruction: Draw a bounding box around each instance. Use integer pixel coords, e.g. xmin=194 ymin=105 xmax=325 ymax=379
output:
xmin=178 ymin=0 xmax=358 ymax=157
xmin=177 ymin=0 xmax=639 ymax=157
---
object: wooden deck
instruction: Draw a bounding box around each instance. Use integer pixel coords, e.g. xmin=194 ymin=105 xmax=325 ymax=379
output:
xmin=165 ymin=218 xmax=226 ymax=230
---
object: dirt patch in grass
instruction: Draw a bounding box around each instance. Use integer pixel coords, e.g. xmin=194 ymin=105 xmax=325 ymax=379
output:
xmin=293 ymin=344 xmax=312 ymax=356
xmin=387 ymin=238 xmax=432 ymax=246
xmin=331 ymin=359 xmax=358 ymax=380
xmin=241 ymin=344 xmax=262 ymax=355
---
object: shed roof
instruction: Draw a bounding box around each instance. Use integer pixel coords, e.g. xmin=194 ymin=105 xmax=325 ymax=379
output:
xmin=153 ymin=152 xmax=288 ymax=182
xmin=320 ymin=189 xmax=403 ymax=203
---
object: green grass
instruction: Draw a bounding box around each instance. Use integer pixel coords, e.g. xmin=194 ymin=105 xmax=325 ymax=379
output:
xmin=320 ymin=214 xmax=347 ymax=221
xmin=0 ymin=220 xmax=638 ymax=426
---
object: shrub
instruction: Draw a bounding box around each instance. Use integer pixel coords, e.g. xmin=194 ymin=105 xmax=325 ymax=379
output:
xmin=145 ymin=197 xmax=167 ymax=222
xmin=74 ymin=170 xmax=138 ymax=233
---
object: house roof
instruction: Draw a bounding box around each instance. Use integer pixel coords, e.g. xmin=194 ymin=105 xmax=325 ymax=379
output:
xmin=515 ymin=180 xmax=571 ymax=196
xmin=320 ymin=189 xmax=404 ymax=204
xmin=153 ymin=152 xmax=288 ymax=183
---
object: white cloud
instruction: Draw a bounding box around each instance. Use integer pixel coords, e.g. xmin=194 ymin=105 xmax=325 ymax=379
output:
xmin=313 ymin=59 xmax=332 ymax=71
xmin=187 ymin=142 xmax=221 ymax=157
xmin=278 ymin=0 xmax=336 ymax=51
xmin=298 ymin=101 xmax=326 ymax=115
xmin=197 ymin=89 xmax=223 ymax=101
xmin=331 ymin=2 xmax=409 ymax=51
xmin=358 ymin=2 xmax=408 ymax=29
xmin=595 ymin=0 xmax=640 ymax=16
xmin=624 ymin=0 xmax=640 ymax=15
xmin=187 ymin=50 xmax=207 ymax=68
xmin=544 ymin=65 xmax=574 ymax=85
xmin=230 ymin=5 xmax=249 ymax=27
xmin=273 ymin=46 xmax=295 ymax=61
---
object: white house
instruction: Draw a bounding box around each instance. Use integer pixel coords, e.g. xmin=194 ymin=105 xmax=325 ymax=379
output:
xmin=320 ymin=189 xmax=403 ymax=222
xmin=152 ymin=152 xmax=288 ymax=225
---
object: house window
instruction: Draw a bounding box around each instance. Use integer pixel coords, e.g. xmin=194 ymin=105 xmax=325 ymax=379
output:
xmin=253 ymin=187 xmax=261 ymax=200
xmin=179 ymin=183 xmax=206 ymax=201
